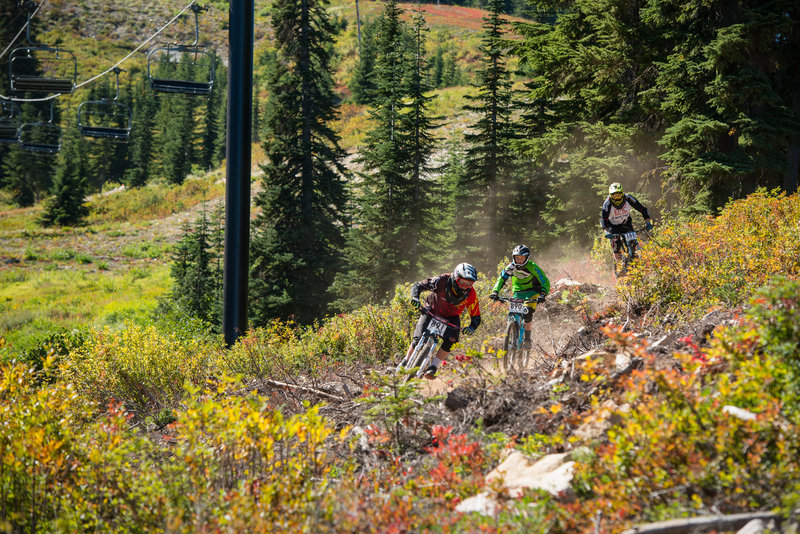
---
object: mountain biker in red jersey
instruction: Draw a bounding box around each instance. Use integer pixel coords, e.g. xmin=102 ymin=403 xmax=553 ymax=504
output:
xmin=405 ymin=263 xmax=481 ymax=379
xmin=601 ymin=182 xmax=653 ymax=263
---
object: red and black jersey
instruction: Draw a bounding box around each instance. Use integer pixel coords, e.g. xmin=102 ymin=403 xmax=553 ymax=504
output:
xmin=411 ymin=273 xmax=481 ymax=321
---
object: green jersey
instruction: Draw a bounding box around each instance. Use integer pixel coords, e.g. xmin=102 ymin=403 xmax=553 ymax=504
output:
xmin=492 ymin=260 xmax=550 ymax=297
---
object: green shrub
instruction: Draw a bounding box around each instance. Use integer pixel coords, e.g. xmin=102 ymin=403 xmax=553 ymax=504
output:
xmin=621 ymin=189 xmax=800 ymax=320
xmin=63 ymin=323 xmax=215 ymax=420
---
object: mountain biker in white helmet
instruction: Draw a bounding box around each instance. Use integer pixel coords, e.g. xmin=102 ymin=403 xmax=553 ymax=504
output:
xmin=601 ymin=182 xmax=653 ymax=263
xmin=406 ymin=263 xmax=482 ymax=379
xmin=489 ymin=245 xmax=550 ymax=349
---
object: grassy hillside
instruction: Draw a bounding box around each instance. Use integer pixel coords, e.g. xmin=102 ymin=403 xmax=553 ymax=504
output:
xmin=2 ymin=182 xmax=800 ymax=531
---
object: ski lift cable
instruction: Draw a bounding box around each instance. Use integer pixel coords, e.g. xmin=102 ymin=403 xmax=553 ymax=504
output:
xmin=0 ymin=0 xmax=199 ymax=103
xmin=0 ymin=0 xmax=45 ymax=62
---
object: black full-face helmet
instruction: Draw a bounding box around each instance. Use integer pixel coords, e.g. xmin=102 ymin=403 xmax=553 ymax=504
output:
xmin=512 ymin=244 xmax=530 ymax=267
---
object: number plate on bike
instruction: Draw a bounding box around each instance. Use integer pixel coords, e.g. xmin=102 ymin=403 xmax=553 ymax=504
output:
xmin=624 ymin=231 xmax=637 ymax=243
xmin=427 ymin=319 xmax=447 ymax=336
xmin=509 ymin=301 xmax=525 ymax=314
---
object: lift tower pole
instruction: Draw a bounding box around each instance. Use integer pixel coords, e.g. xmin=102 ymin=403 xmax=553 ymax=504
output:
xmin=223 ymin=0 xmax=254 ymax=346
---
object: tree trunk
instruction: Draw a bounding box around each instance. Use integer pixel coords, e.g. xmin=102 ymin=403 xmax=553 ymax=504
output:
xmin=785 ymin=89 xmax=800 ymax=193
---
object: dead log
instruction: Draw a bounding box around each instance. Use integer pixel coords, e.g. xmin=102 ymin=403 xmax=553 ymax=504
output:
xmin=264 ymin=379 xmax=347 ymax=402
xmin=621 ymin=512 xmax=780 ymax=534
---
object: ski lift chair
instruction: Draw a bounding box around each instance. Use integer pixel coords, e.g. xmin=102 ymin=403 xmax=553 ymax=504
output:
xmin=18 ymin=100 xmax=61 ymax=154
xmin=9 ymin=4 xmax=77 ymax=94
xmin=147 ymin=4 xmax=215 ymax=96
xmin=77 ymin=67 xmax=132 ymax=140
xmin=0 ymin=101 xmax=21 ymax=144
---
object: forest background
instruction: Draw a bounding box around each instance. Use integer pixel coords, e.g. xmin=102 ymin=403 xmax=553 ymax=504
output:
xmin=1 ymin=0 xmax=798 ymax=331
xmin=1 ymin=0 xmax=800 ymax=532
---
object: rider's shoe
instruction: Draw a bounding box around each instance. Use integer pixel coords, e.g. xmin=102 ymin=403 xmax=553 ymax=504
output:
xmin=423 ymin=365 xmax=437 ymax=379
xmin=523 ymin=339 xmax=532 ymax=350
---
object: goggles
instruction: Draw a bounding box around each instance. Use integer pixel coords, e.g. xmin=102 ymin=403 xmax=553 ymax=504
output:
xmin=610 ymin=192 xmax=624 ymax=201
xmin=455 ymin=277 xmax=475 ymax=289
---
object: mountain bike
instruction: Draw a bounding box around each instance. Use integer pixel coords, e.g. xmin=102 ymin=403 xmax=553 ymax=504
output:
xmin=609 ymin=226 xmax=649 ymax=279
xmin=496 ymin=297 xmax=532 ymax=372
xmin=396 ymin=308 xmax=458 ymax=382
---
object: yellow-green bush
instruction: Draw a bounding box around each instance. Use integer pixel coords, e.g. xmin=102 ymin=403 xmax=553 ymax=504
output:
xmin=2 ymin=360 xmax=346 ymax=532
xmin=163 ymin=388 xmax=342 ymax=532
xmin=0 ymin=359 xmax=166 ymax=532
xmin=63 ymin=323 xmax=216 ymax=420
xmin=221 ymin=295 xmax=413 ymax=379
xmin=551 ymin=277 xmax=800 ymax=532
xmin=622 ymin=189 xmax=800 ymax=318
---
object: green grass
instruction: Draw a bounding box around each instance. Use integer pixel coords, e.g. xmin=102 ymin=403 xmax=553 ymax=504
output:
xmin=0 ymin=263 xmax=171 ymax=358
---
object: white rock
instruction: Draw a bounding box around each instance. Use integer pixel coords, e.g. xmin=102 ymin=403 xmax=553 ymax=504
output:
xmin=722 ymin=405 xmax=757 ymax=421
xmin=455 ymin=492 xmax=497 ymax=516
xmin=486 ymin=451 xmax=575 ymax=497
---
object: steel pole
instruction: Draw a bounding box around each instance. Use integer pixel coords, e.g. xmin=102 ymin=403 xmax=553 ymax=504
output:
xmin=223 ymin=0 xmax=254 ymax=346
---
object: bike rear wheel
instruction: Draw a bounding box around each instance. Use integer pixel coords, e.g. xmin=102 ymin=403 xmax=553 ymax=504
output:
xmin=503 ymin=320 xmax=519 ymax=372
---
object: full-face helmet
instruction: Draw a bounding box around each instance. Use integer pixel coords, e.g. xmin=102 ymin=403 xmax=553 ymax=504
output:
xmin=609 ymin=183 xmax=625 ymax=207
xmin=511 ymin=245 xmax=530 ymax=267
xmin=450 ymin=262 xmax=478 ymax=295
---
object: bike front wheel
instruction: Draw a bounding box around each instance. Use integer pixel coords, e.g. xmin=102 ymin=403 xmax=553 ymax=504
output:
xmin=503 ymin=320 xmax=520 ymax=372
xmin=407 ymin=336 xmax=436 ymax=382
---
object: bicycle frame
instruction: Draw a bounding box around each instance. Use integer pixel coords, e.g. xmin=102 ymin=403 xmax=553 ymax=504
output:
xmin=609 ymin=229 xmax=640 ymax=278
xmin=397 ymin=308 xmax=458 ymax=380
xmin=497 ymin=297 xmax=530 ymax=371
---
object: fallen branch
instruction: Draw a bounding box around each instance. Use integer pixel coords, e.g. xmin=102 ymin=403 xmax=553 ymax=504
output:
xmin=621 ymin=511 xmax=781 ymax=534
xmin=263 ymin=379 xmax=347 ymax=402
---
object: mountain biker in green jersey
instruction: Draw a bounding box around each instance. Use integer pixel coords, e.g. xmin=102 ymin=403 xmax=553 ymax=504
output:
xmin=489 ymin=245 xmax=550 ymax=349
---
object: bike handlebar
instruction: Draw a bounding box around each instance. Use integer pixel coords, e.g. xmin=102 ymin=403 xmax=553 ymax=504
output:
xmin=496 ymin=296 xmax=533 ymax=304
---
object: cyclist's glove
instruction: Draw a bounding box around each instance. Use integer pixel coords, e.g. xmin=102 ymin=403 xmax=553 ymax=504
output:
xmin=489 ymin=292 xmax=499 ymax=301
xmin=536 ymin=295 xmax=546 ymax=304
xmin=410 ymin=297 xmax=421 ymax=309
xmin=644 ymin=221 xmax=653 ymax=231
xmin=462 ymin=326 xmax=475 ymax=335
xmin=604 ymin=232 xmax=614 ymax=239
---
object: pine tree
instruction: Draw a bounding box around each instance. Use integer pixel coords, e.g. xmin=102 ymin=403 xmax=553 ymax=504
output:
xmin=652 ymin=0 xmax=800 ymax=203
xmin=403 ymin=6 xmax=441 ymax=272
xmin=40 ymin=124 xmax=89 ymax=227
xmin=168 ymin=207 xmax=223 ymax=327
xmin=154 ymin=56 xmax=198 ymax=185
xmin=201 ymin=56 xmax=227 ymax=171
xmin=335 ymin=0 xmax=414 ymax=307
xmin=460 ymin=0 xmax=517 ymax=270
xmin=249 ymin=0 xmax=349 ymax=325
xmin=124 ymin=70 xmax=157 ymax=188
xmin=2 ymin=100 xmax=58 ymax=206
xmin=349 ymin=18 xmax=380 ymax=105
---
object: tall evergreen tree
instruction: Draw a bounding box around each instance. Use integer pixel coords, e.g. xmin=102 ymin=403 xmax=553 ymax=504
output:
xmin=201 ymin=56 xmax=227 ymax=171
xmin=348 ymin=18 xmax=380 ymax=105
xmin=40 ymin=124 xmax=89 ymax=226
xmin=403 ymin=6 xmax=441 ymax=272
xmin=2 ymin=100 xmax=58 ymax=206
xmin=459 ymin=0 xmax=517 ymax=270
xmin=124 ymin=70 xmax=157 ymax=188
xmin=335 ymin=0 xmax=414 ymax=307
xmin=168 ymin=207 xmax=223 ymax=327
xmin=249 ymin=0 xmax=349 ymax=325
xmin=651 ymin=0 xmax=800 ymax=204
